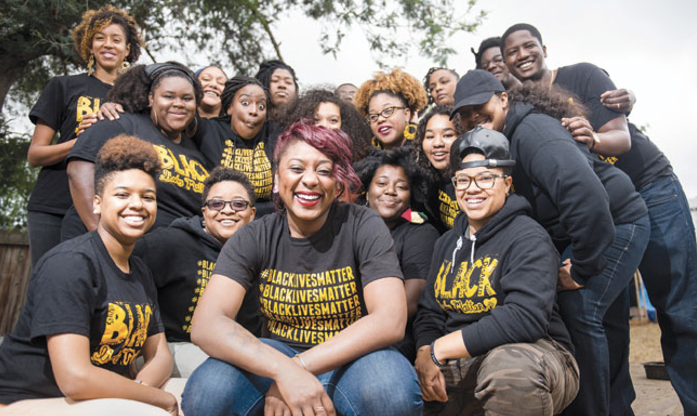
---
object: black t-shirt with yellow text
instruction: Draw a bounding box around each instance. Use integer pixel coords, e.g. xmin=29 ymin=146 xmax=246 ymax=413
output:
xmin=0 ymin=231 xmax=163 ymax=404
xmin=63 ymin=113 xmax=211 ymax=239
xmin=214 ymin=203 xmax=404 ymax=350
xmin=28 ymin=73 xmax=111 ymax=215
xmin=196 ymin=118 xmax=278 ymax=217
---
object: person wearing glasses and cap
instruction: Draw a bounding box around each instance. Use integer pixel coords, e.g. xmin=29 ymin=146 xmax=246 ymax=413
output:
xmin=413 ymin=127 xmax=579 ymax=416
xmin=451 ymin=69 xmax=650 ymax=416
xmin=133 ymin=167 xmax=260 ymax=378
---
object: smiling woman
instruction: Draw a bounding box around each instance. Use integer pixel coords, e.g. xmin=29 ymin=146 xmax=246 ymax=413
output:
xmin=134 ymin=167 xmax=261 ymax=378
xmin=354 ymin=146 xmax=439 ymax=361
xmin=414 ymin=105 xmax=463 ymax=231
xmin=0 ymin=135 xmax=182 ymax=416
xmin=182 ymin=121 xmax=423 ymax=416
xmin=354 ymin=69 xmax=428 ymax=150
xmin=195 ymin=65 xmax=228 ymax=119
xmin=25 ymin=5 xmax=143 ymax=266
xmin=413 ymin=128 xmax=578 ymax=415
xmin=62 ymin=62 xmax=211 ymax=241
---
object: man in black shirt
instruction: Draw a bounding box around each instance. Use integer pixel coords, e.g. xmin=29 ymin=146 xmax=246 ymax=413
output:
xmin=501 ymin=23 xmax=697 ymax=416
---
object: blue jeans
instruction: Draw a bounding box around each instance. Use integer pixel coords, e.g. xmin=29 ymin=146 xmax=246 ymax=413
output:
xmin=558 ymin=214 xmax=650 ymax=416
xmin=27 ymin=210 xmax=64 ymax=267
xmin=636 ymin=174 xmax=697 ymax=414
xmin=181 ymin=339 xmax=423 ymax=416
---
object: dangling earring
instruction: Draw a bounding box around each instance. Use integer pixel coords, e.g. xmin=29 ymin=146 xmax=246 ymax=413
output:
xmin=403 ymin=122 xmax=417 ymax=141
xmin=371 ymin=137 xmax=383 ymax=149
xmin=87 ymin=54 xmax=95 ymax=76
xmin=118 ymin=60 xmax=130 ymax=75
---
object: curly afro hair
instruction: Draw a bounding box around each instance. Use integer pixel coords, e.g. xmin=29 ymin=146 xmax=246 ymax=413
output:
xmin=353 ymin=146 xmax=430 ymax=209
xmin=72 ymin=5 xmax=143 ymax=66
xmin=413 ymin=105 xmax=462 ymax=182
xmin=354 ymin=69 xmax=428 ymax=117
xmin=202 ymin=167 xmax=257 ymax=207
xmin=94 ymin=134 xmax=161 ymax=195
xmin=107 ymin=62 xmax=203 ymax=115
xmin=279 ymin=89 xmax=372 ymax=161
xmin=507 ymin=82 xmax=588 ymax=121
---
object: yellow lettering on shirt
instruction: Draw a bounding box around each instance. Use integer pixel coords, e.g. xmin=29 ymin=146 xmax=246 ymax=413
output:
xmin=91 ymin=302 xmax=153 ymax=366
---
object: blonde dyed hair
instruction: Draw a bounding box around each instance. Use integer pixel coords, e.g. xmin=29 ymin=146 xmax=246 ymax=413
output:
xmin=354 ymin=68 xmax=428 ymax=117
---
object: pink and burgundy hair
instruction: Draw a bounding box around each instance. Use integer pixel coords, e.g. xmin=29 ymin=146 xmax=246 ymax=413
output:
xmin=274 ymin=119 xmax=362 ymax=200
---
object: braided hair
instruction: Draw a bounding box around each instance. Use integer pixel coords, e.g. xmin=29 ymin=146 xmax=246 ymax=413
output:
xmin=219 ymin=76 xmax=270 ymax=117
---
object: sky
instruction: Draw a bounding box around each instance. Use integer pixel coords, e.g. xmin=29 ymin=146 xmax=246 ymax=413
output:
xmin=9 ymin=0 xmax=696 ymax=196
xmin=268 ymin=0 xmax=697 ymax=197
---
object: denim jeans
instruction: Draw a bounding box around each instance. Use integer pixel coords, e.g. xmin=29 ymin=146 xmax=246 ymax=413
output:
xmin=27 ymin=210 xmax=64 ymax=267
xmin=557 ymin=214 xmax=650 ymax=416
xmin=636 ymin=173 xmax=697 ymax=414
xmin=181 ymin=338 xmax=423 ymax=416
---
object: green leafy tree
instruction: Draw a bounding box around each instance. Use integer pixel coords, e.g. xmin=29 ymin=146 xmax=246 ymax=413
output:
xmin=0 ymin=116 xmax=37 ymax=230
xmin=1 ymin=0 xmax=485 ymax=110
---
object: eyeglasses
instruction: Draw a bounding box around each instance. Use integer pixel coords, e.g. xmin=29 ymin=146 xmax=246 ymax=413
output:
xmin=481 ymin=55 xmax=504 ymax=69
xmin=451 ymin=172 xmax=509 ymax=191
xmin=204 ymin=199 xmax=250 ymax=211
xmin=366 ymin=106 xmax=405 ymax=123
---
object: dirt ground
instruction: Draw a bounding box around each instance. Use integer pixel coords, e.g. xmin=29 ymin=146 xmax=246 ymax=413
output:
xmin=629 ymin=320 xmax=663 ymax=363
xmin=629 ymin=320 xmax=684 ymax=416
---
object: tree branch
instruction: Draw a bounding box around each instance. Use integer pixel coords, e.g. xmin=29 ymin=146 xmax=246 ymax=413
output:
xmin=244 ymin=1 xmax=284 ymax=61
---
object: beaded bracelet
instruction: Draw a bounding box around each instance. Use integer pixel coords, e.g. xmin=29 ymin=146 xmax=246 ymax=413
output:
xmin=430 ymin=341 xmax=445 ymax=367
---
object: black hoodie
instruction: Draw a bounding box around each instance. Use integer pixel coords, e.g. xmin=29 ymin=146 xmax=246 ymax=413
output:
xmin=503 ymin=102 xmax=647 ymax=284
xmin=414 ymin=194 xmax=573 ymax=357
xmin=134 ymin=216 xmax=261 ymax=342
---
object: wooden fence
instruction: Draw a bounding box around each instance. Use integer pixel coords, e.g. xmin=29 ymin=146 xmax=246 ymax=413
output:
xmin=0 ymin=230 xmax=31 ymax=336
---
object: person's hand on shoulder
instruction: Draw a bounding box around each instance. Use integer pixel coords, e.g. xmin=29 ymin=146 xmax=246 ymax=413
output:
xmin=76 ymin=113 xmax=99 ymax=137
xmin=561 ymin=116 xmax=599 ymax=151
xmin=98 ymin=102 xmax=125 ymax=121
xmin=600 ymin=89 xmax=636 ymax=114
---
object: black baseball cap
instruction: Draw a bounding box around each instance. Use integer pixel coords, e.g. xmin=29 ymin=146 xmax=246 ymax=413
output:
xmin=450 ymin=126 xmax=516 ymax=170
xmin=450 ymin=69 xmax=506 ymax=119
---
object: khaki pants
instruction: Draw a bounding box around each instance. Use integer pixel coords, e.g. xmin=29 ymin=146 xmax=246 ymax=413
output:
xmin=425 ymin=338 xmax=579 ymax=416
xmin=0 ymin=379 xmax=186 ymax=416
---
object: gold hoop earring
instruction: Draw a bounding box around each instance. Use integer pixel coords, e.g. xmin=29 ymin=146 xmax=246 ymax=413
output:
xmin=118 ymin=60 xmax=130 ymax=75
xmin=87 ymin=54 xmax=95 ymax=76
